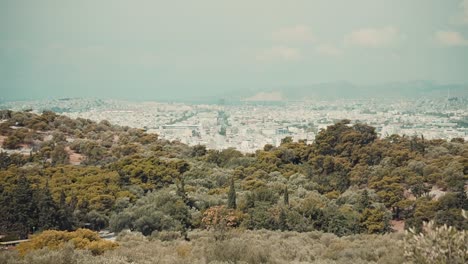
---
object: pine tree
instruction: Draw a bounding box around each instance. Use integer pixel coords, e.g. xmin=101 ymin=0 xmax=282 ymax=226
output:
xmin=59 ymin=189 xmax=66 ymax=208
xmin=69 ymin=194 xmax=78 ymax=211
xmin=279 ymin=208 xmax=287 ymax=231
xmin=175 ymin=176 xmax=192 ymax=241
xmin=37 ymin=182 xmax=59 ymax=230
xmin=176 ymin=176 xmax=188 ymax=203
xmin=13 ymin=175 xmax=35 ymax=238
xmin=284 ymin=186 xmax=289 ymax=207
xmin=0 ymin=186 xmax=15 ymax=234
xmin=227 ymin=177 xmax=236 ymax=209
xmin=57 ymin=189 xmax=74 ymax=230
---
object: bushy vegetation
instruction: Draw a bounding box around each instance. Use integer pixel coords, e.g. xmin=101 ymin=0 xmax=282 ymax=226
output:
xmin=1 ymin=229 xmax=405 ymax=264
xmin=109 ymin=190 xmax=191 ymax=237
xmin=0 ymin=110 xmax=467 ymax=262
xmin=404 ymin=210 xmax=467 ymax=264
xmin=16 ymin=229 xmax=118 ymax=256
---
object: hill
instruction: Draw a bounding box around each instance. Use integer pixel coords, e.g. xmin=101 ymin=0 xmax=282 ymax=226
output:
xmin=0 ymin=110 xmax=466 ymax=262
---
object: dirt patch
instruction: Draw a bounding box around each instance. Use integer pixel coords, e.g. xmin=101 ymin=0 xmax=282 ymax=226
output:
xmin=429 ymin=186 xmax=446 ymax=200
xmin=391 ymin=220 xmax=405 ymax=233
xmin=65 ymin=146 xmax=85 ymax=165
xmin=403 ymin=189 xmax=416 ymax=201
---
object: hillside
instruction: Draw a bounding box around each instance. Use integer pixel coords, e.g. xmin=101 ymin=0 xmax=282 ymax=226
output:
xmin=0 ymin=110 xmax=467 ymax=262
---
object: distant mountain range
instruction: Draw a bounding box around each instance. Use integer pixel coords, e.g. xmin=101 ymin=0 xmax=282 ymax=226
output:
xmin=237 ymin=81 xmax=468 ymax=102
xmin=1 ymin=81 xmax=466 ymax=105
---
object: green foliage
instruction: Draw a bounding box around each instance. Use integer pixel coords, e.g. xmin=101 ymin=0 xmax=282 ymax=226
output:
xmin=0 ymin=112 xmax=466 ymax=244
xmin=206 ymin=148 xmax=243 ymax=167
xmin=11 ymin=175 xmax=35 ymax=238
xmin=227 ymin=177 xmax=236 ymax=209
xmin=37 ymin=183 xmax=59 ymax=231
xmin=356 ymin=189 xmax=370 ymax=212
xmin=283 ymin=186 xmax=289 ymax=207
xmin=50 ymin=144 xmax=69 ymax=165
xmin=360 ymin=207 xmax=390 ymax=234
xmin=111 ymin=156 xmax=189 ymax=190
xmin=109 ymin=190 xmax=191 ymax=236
xmin=190 ymin=144 xmax=207 ymax=157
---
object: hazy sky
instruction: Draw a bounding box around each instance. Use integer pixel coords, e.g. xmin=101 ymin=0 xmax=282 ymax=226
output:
xmin=1 ymin=0 xmax=468 ymax=101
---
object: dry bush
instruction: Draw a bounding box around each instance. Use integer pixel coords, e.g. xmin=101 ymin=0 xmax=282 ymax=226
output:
xmin=203 ymin=236 xmax=273 ymax=264
xmin=0 ymin=244 xmax=89 ymax=264
xmin=151 ymin=230 xmax=182 ymax=241
xmin=2 ymin=229 xmax=405 ymax=264
xmin=404 ymin=211 xmax=467 ymax=264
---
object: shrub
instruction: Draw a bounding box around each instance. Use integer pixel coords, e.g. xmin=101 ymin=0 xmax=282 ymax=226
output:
xmin=201 ymin=205 xmax=244 ymax=241
xmin=404 ymin=213 xmax=467 ymax=264
xmin=151 ymin=230 xmax=182 ymax=241
xmin=16 ymin=229 xmax=118 ymax=256
xmin=201 ymin=205 xmax=244 ymax=229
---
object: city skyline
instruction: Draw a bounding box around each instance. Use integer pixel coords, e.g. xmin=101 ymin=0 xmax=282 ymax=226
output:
xmin=2 ymin=97 xmax=466 ymax=153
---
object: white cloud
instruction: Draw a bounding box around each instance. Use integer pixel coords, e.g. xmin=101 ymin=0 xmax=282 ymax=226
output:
xmin=315 ymin=44 xmax=342 ymax=56
xmin=272 ymin=25 xmax=314 ymax=43
xmin=434 ymin=31 xmax=468 ymax=46
xmin=462 ymin=0 xmax=468 ymax=23
xmin=243 ymin=91 xmax=284 ymax=102
xmin=453 ymin=0 xmax=468 ymax=24
xmin=345 ymin=26 xmax=399 ymax=47
xmin=256 ymin=47 xmax=301 ymax=62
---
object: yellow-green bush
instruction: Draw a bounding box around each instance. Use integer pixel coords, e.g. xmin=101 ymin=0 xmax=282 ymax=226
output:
xmin=17 ymin=229 xmax=118 ymax=256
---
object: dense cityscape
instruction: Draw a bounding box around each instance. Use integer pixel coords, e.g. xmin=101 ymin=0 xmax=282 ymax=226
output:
xmin=1 ymin=96 xmax=467 ymax=153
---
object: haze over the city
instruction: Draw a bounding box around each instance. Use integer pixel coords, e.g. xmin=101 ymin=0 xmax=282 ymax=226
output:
xmin=1 ymin=0 xmax=468 ymax=101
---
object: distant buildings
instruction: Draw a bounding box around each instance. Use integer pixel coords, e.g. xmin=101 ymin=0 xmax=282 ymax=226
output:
xmin=1 ymin=97 xmax=466 ymax=153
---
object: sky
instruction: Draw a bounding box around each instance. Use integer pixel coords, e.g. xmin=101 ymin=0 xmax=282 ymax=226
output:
xmin=1 ymin=0 xmax=468 ymax=101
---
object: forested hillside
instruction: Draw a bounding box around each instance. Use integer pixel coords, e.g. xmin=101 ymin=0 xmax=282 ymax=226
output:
xmin=0 ymin=110 xmax=466 ymax=263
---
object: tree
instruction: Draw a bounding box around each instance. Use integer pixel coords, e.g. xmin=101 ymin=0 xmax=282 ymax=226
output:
xmin=278 ymin=208 xmax=287 ymax=231
xmin=109 ymin=191 xmax=191 ymax=237
xmin=0 ymin=186 xmax=15 ymax=236
xmin=3 ymin=135 xmax=22 ymax=149
xmin=191 ymin=144 xmax=207 ymax=157
xmin=176 ymin=175 xmax=188 ymax=205
xmin=13 ymin=175 xmax=35 ymax=238
xmin=228 ymin=177 xmax=237 ymax=209
xmin=85 ymin=210 xmax=108 ymax=231
xmin=281 ymin=136 xmax=293 ymax=145
xmin=263 ymin=144 xmax=274 ymax=151
xmin=370 ymin=176 xmax=404 ymax=208
xmin=57 ymin=190 xmax=75 ymax=230
xmin=175 ymin=175 xmax=191 ymax=240
xmin=50 ymin=143 xmax=69 ymax=165
xmin=37 ymin=182 xmax=59 ymax=231
xmin=357 ymin=190 xmax=370 ymax=212
xmin=360 ymin=207 xmax=390 ymax=234
xmin=326 ymin=212 xmax=352 ymax=236
xmin=283 ymin=186 xmax=289 ymax=207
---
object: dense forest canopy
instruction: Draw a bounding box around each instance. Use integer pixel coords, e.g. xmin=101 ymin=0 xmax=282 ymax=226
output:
xmin=0 ymin=110 xmax=466 ymax=242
